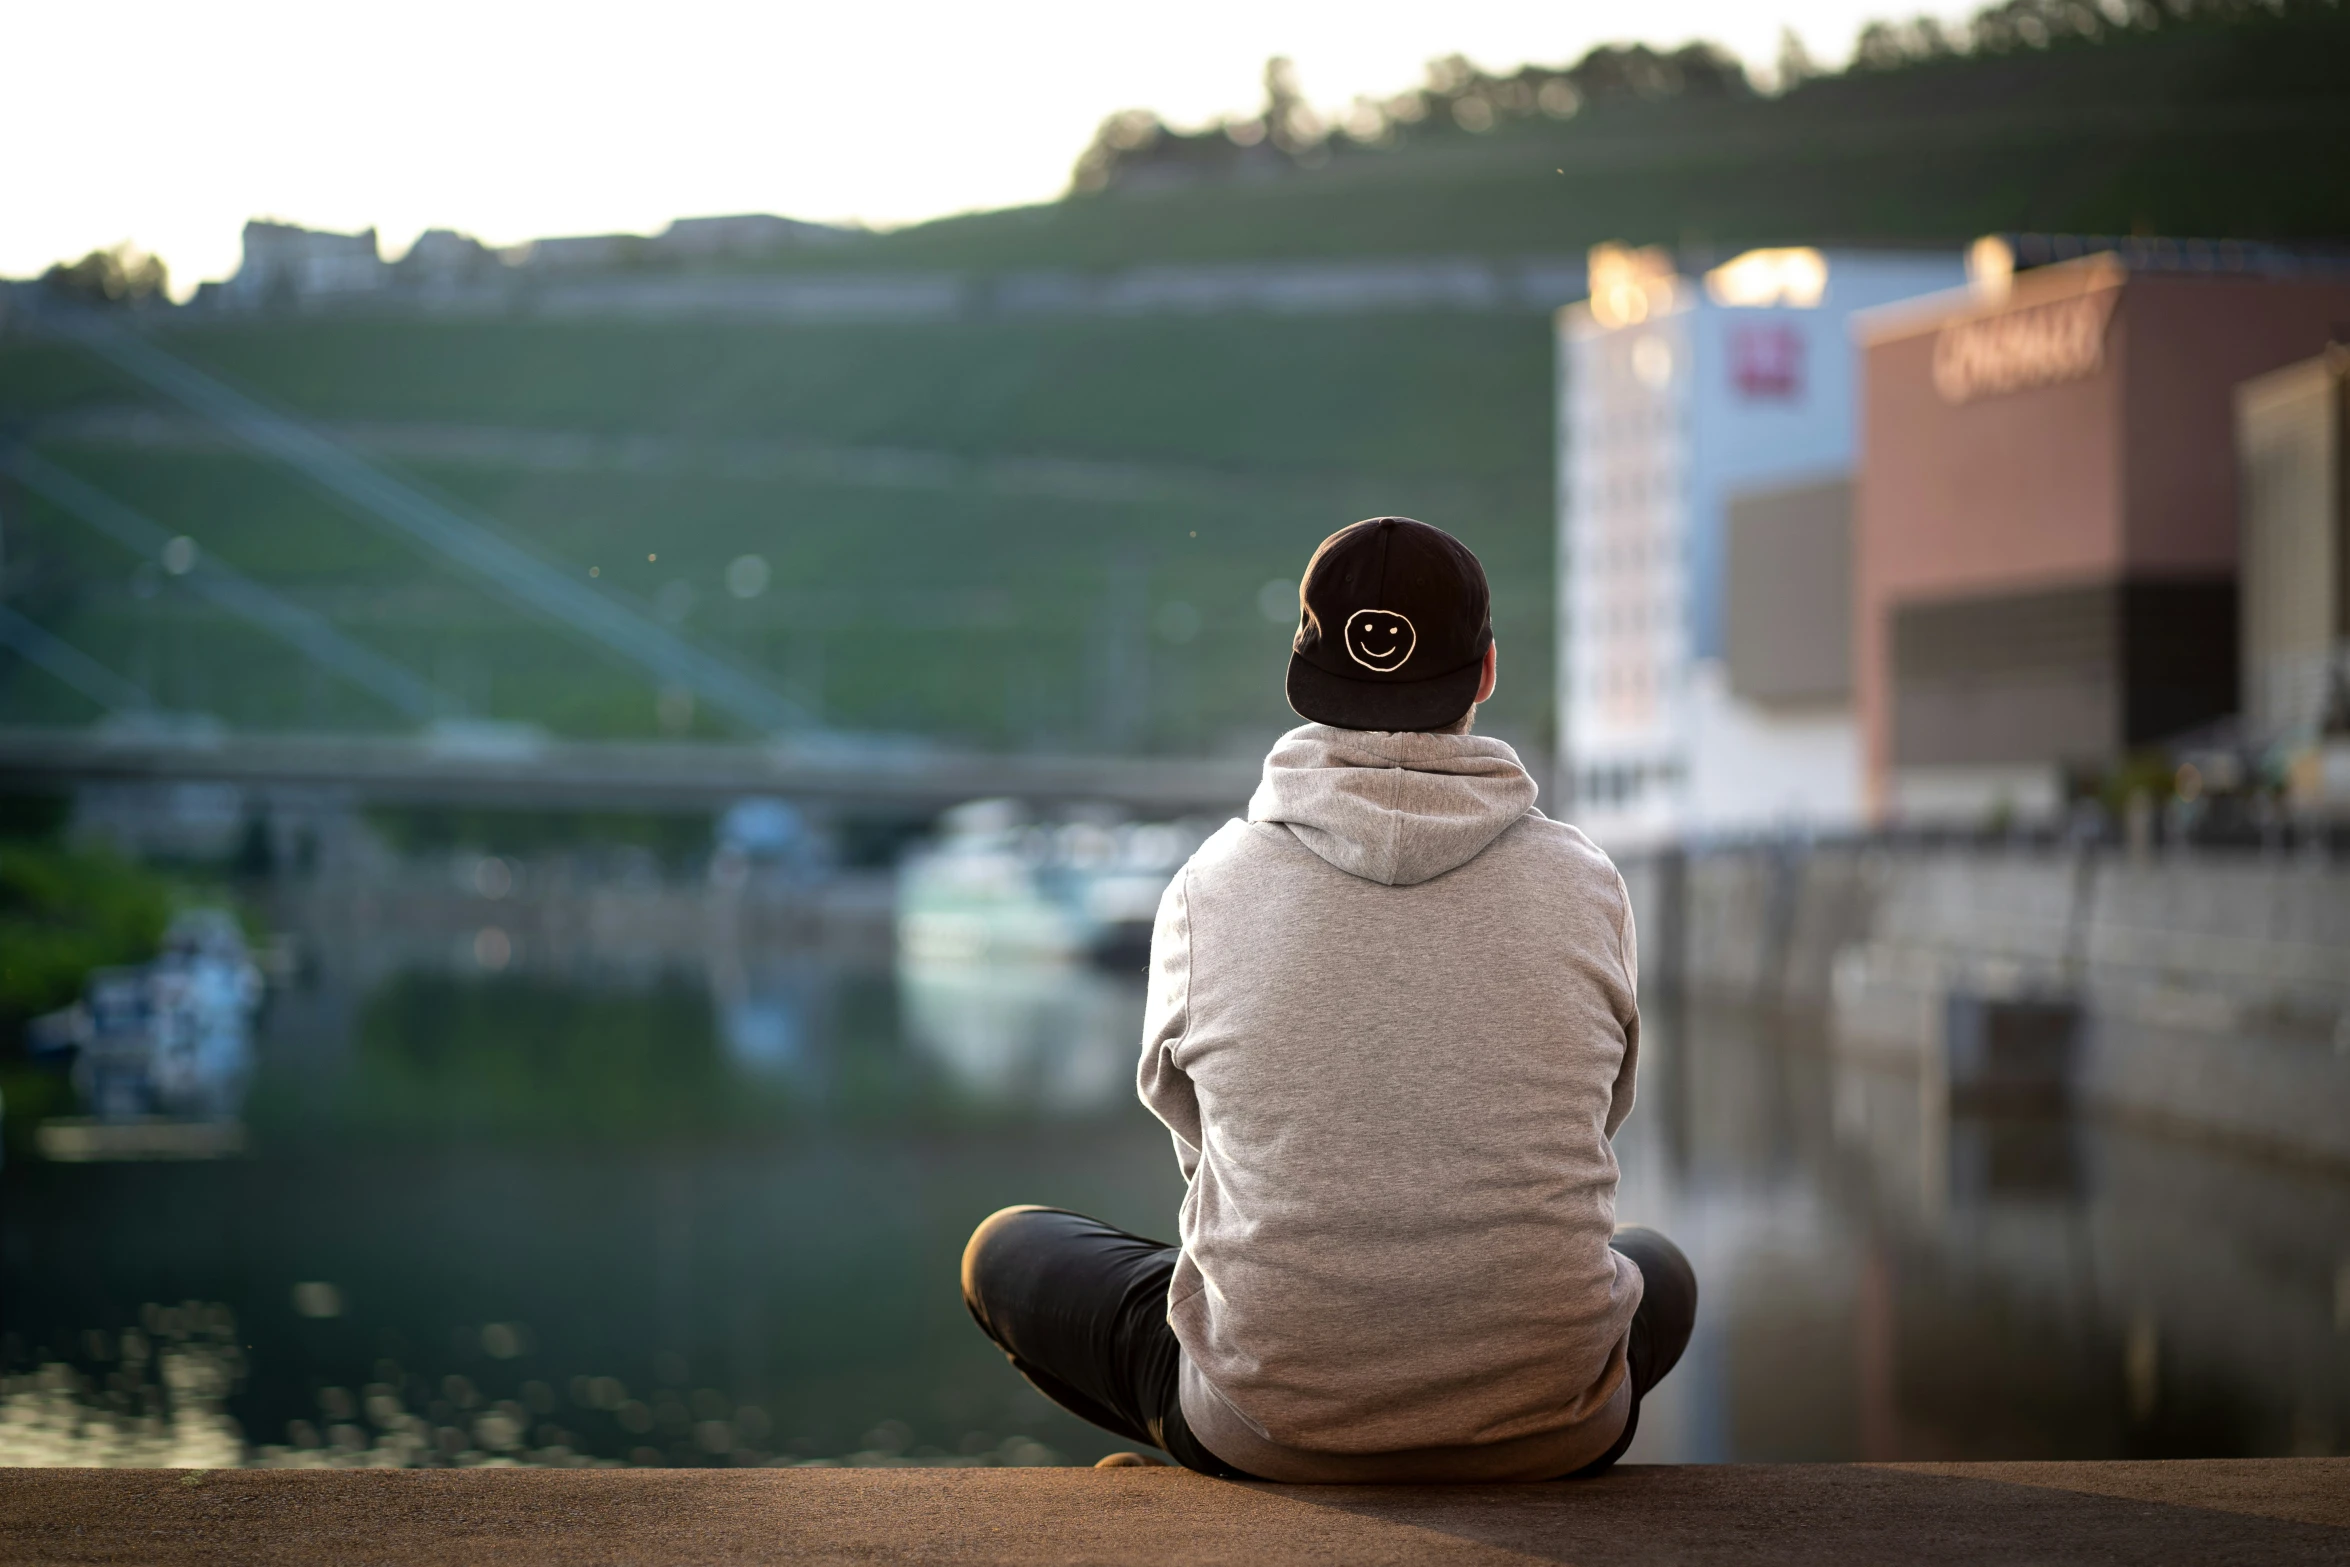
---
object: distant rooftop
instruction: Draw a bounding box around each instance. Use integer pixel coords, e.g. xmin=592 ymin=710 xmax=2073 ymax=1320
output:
xmin=1995 ymin=231 xmax=2350 ymax=278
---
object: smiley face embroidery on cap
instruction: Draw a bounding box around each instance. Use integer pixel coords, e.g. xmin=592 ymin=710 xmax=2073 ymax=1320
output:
xmin=1343 ymin=608 xmax=1416 ymax=672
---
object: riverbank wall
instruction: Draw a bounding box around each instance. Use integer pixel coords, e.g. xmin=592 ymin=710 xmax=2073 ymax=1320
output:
xmin=1620 ymin=842 xmax=2350 ymax=1166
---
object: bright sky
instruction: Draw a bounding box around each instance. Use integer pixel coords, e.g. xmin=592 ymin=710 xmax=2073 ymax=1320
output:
xmin=9 ymin=0 xmax=1966 ymax=296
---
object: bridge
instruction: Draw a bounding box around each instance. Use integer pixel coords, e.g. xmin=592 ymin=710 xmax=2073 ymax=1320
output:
xmin=0 ymin=725 xmax=1264 ymax=818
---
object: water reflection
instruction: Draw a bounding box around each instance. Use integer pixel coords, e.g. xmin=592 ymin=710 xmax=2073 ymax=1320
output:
xmin=3 ymin=882 xmax=2343 ymax=1469
xmin=898 ymin=959 xmax=1140 ymax=1114
xmin=1617 ymin=998 xmax=2349 ymax=1462
xmin=0 ymin=1309 xmax=245 ymax=1468
xmin=716 ymin=969 xmax=813 ymax=1085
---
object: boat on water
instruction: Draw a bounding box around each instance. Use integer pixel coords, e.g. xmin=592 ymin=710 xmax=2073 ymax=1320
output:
xmin=894 ymin=801 xmax=1211 ymax=1111
xmin=26 ymin=908 xmax=263 ymax=1159
xmin=895 ymin=800 xmax=1210 ymax=969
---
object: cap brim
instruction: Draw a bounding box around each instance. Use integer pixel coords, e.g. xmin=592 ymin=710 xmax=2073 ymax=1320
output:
xmin=1285 ymin=653 xmax=1485 ymax=732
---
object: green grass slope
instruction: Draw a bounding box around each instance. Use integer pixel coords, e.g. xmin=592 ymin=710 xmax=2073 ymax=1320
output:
xmin=0 ymin=315 xmax=1555 ymax=750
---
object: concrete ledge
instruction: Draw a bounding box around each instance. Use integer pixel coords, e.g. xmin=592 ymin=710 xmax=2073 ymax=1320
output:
xmin=1 ymin=1459 xmax=2342 ymax=1565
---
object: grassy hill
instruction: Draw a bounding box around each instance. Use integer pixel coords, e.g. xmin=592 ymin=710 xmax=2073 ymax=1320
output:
xmin=2 ymin=3 xmax=2344 ymax=760
xmin=0 ymin=314 xmax=1555 ymax=751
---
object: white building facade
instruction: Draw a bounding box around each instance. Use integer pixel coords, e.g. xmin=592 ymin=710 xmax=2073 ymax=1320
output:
xmin=1558 ymin=245 xmax=1966 ymax=847
xmin=222 ymin=221 xmax=387 ymax=307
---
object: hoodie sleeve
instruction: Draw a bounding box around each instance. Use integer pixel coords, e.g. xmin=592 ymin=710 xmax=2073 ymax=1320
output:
xmin=1136 ymin=865 xmax=1203 ymax=1182
xmin=1604 ymin=871 xmax=1641 ymax=1140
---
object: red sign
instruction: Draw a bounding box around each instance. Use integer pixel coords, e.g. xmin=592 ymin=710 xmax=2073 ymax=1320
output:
xmin=1730 ymin=323 xmax=1805 ymax=400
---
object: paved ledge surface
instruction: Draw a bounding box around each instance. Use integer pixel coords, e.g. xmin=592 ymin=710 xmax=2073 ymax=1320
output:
xmin=1 ymin=1459 xmax=2343 ymax=1566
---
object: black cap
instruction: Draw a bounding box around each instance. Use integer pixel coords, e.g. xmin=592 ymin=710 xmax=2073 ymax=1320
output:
xmin=1284 ymin=517 xmax=1492 ymax=731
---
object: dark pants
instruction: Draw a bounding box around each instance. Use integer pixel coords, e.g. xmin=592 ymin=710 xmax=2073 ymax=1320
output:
xmin=960 ymin=1204 xmax=1697 ymax=1480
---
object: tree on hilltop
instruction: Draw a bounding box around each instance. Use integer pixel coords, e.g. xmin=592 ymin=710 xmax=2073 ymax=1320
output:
xmin=41 ymin=243 xmax=169 ymax=307
xmin=1067 ymin=0 xmax=2342 ymax=194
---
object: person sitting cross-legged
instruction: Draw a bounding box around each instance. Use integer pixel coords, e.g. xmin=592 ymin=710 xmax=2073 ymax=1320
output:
xmin=963 ymin=516 xmax=1695 ymax=1481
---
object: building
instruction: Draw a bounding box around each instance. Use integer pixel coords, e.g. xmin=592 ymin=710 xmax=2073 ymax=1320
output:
xmin=511 ymin=214 xmax=851 ymax=272
xmin=1556 ymin=243 xmax=1966 ymax=845
xmin=1854 ymin=252 xmax=2350 ymax=823
xmin=393 ymin=228 xmax=503 ymax=285
xmin=508 ymin=232 xmax=650 ymax=273
xmin=1709 ymin=474 xmax=1857 ymax=825
xmin=2237 ymin=347 xmax=2350 ymax=808
xmin=221 ymin=221 xmax=386 ymax=307
xmin=208 ymin=212 xmax=850 ymax=308
xmin=658 ymin=214 xmax=852 ymax=257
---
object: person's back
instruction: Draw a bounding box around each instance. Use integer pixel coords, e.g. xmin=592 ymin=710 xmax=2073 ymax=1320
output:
xmin=962 ymin=517 xmax=1694 ymax=1481
xmin=1147 ymin=724 xmax=1641 ymax=1477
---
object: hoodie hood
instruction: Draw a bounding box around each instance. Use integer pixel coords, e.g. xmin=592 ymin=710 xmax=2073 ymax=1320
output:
xmin=1246 ymin=723 xmax=1540 ymax=887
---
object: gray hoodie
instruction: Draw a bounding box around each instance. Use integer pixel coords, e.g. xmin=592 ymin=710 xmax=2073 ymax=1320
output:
xmin=1138 ymin=724 xmax=1644 ymax=1482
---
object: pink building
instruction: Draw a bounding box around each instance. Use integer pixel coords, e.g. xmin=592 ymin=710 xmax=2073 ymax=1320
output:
xmin=1855 ymin=255 xmax=2350 ymax=821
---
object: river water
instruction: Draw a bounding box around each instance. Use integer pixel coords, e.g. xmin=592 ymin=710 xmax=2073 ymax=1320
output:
xmin=4 ymin=869 xmax=2344 ymax=1468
